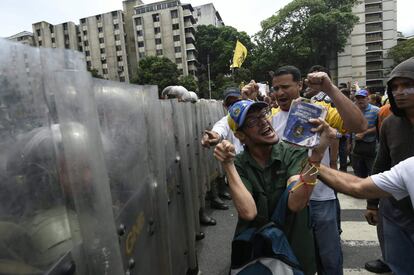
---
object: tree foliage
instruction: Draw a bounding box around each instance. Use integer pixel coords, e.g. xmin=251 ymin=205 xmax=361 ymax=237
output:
xmin=195 ymin=25 xmax=254 ymax=98
xmin=388 ymin=39 xmax=414 ymax=65
xmin=252 ymin=0 xmax=359 ymax=78
xmin=131 ymin=56 xmax=179 ymax=96
xmin=178 ymin=75 xmax=199 ymax=92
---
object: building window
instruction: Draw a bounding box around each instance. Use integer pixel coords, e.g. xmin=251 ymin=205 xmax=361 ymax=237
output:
xmin=86 ymin=61 xmax=91 ymax=68
xmin=176 ymin=58 xmax=182 ymax=63
xmin=173 ymin=35 xmax=180 ymax=41
xmin=83 ymin=30 xmax=87 ymax=35
xmin=84 ymin=40 xmax=89 ymax=46
xmin=171 ymin=10 xmax=178 ymax=18
xmin=137 ymin=30 xmax=143 ymax=36
xmin=101 ymin=59 xmax=107 ymax=64
xmin=114 ymin=24 xmax=119 ymax=30
xmin=103 ymin=68 xmax=108 ymax=74
xmin=174 ymin=46 xmax=181 ymax=53
xmin=78 ymin=46 xmax=83 ymax=51
xmin=38 ymin=41 xmax=42 ymax=46
xmin=100 ymin=48 xmax=105 ymax=54
xmin=36 ymin=29 xmax=41 ymax=36
xmin=120 ymin=76 xmax=125 ymax=82
xmin=112 ymin=11 xmax=118 ymax=17
xmin=154 ymin=27 xmax=161 ymax=34
xmin=99 ymin=38 xmax=104 ymax=44
xmin=49 ymin=25 xmax=54 ymax=33
xmin=152 ymin=14 xmax=160 ymax=22
xmin=172 ymin=24 xmax=179 ymax=30
xmin=85 ymin=51 xmax=90 ymax=56
xmin=51 ymin=37 xmax=55 ymax=43
xmin=115 ymin=34 xmax=120 ymax=41
xmin=96 ymin=15 xmax=102 ymax=21
xmin=117 ymin=56 xmax=123 ymax=61
xmin=138 ymin=41 xmax=144 ymax=48
xmin=156 ymin=49 xmax=163 ymax=56
xmin=139 ymin=52 xmax=145 ymax=58
xmin=116 ymin=45 xmax=122 ymax=51
xmin=98 ymin=27 xmax=103 ymax=32
xmin=155 ymin=38 xmax=162 ymax=44
xmin=80 ymin=18 xmax=86 ymax=24
xmin=135 ymin=17 xmax=142 ymax=25
xmin=63 ymin=23 xmax=68 ymax=30
xmin=78 ymin=37 xmax=82 ymax=42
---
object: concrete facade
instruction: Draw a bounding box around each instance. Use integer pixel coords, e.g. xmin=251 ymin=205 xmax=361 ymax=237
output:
xmin=337 ymin=0 xmax=398 ymax=92
xmin=193 ymin=3 xmax=224 ymax=27
xmin=6 ymin=31 xmax=35 ymax=46
xmin=32 ymin=21 xmax=79 ymax=51
xmin=130 ymin=0 xmax=197 ymax=76
xmin=79 ymin=10 xmax=130 ymax=82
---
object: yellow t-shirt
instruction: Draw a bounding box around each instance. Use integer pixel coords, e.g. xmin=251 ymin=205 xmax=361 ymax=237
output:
xmin=314 ymin=100 xmax=346 ymax=134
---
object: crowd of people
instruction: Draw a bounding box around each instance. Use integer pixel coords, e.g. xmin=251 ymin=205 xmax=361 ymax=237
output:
xmin=201 ymin=57 xmax=414 ymax=274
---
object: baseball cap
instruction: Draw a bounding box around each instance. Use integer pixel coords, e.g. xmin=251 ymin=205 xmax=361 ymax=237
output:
xmin=223 ymin=87 xmax=241 ymax=101
xmin=355 ymin=89 xmax=368 ymax=97
xmin=227 ymin=100 xmax=268 ymax=132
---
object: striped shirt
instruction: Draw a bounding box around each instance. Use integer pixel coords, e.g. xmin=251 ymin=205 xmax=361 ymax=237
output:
xmin=361 ymin=103 xmax=380 ymax=142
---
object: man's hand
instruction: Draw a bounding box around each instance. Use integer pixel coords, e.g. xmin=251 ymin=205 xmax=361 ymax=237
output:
xmin=355 ymin=132 xmax=365 ymax=140
xmin=309 ymin=118 xmax=336 ymax=162
xmin=214 ymin=140 xmax=236 ymax=164
xmin=305 ymin=72 xmax=335 ymax=95
xmin=201 ymin=130 xmax=221 ymax=148
xmin=241 ymin=80 xmax=259 ymax=100
xmin=364 ymin=209 xmax=379 ymax=226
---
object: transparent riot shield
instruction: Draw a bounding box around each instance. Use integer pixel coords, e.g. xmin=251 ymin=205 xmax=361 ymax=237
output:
xmin=171 ymin=100 xmax=198 ymax=273
xmin=0 ymin=39 xmax=125 ymax=274
xmin=160 ymin=100 xmax=191 ymax=275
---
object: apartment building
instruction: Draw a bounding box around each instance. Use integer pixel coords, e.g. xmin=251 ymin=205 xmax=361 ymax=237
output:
xmin=79 ymin=10 xmax=129 ymax=82
xmin=128 ymin=0 xmax=197 ymax=76
xmin=32 ymin=21 xmax=79 ymax=50
xmin=193 ymin=3 xmax=224 ymax=27
xmin=7 ymin=31 xmax=35 ymax=46
xmin=337 ymin=0 xmax=398 ymax=92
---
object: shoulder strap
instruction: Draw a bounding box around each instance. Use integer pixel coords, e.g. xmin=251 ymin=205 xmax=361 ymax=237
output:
xmin=270 ymin=184 xmax=293 ymax=226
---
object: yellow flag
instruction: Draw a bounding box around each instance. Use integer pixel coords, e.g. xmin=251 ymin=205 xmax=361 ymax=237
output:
xmin=231 ymin=40 xmax=248 ymax=68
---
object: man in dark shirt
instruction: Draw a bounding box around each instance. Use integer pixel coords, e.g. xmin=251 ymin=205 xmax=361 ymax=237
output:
xmin=213 ymin=99 xmax=336 ymax=274
xmin=364 ymin=57 xmax=414 ymax=274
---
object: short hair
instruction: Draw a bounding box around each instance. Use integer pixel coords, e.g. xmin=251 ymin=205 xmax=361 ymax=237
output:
xmin=273 ymin=66 xmax=301 ymax=82
xmin=308 ymin=65 xmax=331 ymax=79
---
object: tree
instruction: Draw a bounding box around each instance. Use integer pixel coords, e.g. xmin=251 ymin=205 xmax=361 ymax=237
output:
xmin=388 ymin=39 xmax=414 ymax=66
xmin=131 ymin=56 xmax=179 ymax=96
xmin=178 ymin=75 xmax=198 ymax=92
xmin=195 ymin=25 xmax=254 ymax=98
xmin=88 ymin=68 xmax=104 ymax=79
xmin=253 ymin=0 xmax=359 ymax=77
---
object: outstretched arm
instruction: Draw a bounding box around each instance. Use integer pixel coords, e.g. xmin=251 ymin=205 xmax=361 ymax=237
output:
xmin=318 ymin=165 xmax=390 ymax=199
xmin=306 ymin=72 xmax=368 ymax=133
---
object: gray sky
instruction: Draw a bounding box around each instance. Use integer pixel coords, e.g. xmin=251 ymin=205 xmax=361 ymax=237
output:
xmin=1 ymin=0 xmax=413 ymax=37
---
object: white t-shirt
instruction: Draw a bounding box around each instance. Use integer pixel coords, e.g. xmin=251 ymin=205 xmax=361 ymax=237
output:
xmin=212 ymin=115 xmax=243 ymax=154
xmin=371 ymin=156 xmax=414 ymax=209
xmin=272 ymin=110 xmax=336 ymax=201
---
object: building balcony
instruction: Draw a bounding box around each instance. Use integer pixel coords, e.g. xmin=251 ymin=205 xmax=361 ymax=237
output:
xmin=366 ymin=43 xmax=382 ymax=52
xmin=366 ymin=65 xmax=383 ymax=71
xmin=365 ymin=0 xmax=382 ymax=4
xmin=365 ymin=6 xmax=382 ymax=13
xmin=185 ymin=32 xmax=195 ymax=41
xmin=366 ymin=71 xmax=383 ymax=79
xmin=365 ymin=16 xmax=382 ymax=23
xmin=366 ymin=53 xmax=383 ymax=62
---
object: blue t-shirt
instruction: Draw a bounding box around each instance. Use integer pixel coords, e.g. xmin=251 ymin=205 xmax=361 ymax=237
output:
xmin=362 ymin=103 xmax=379 ymax=142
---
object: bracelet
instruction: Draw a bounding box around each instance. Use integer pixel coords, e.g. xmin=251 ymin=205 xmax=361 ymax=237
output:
xmin=300 ymin=173 xmax=317 ymax=186
xmin=307 ymin=158 xmax=321 ymax=168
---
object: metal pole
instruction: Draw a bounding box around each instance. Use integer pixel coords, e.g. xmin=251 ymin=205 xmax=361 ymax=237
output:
xmin=207 ymin=54 xmax=211 ymax=99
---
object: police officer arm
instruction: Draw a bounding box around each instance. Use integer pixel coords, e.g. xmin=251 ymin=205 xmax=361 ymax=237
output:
xmin=214 ymin=141 xmax=257 ymax=221
xmin=287 ymin=118 xmax=337 ymax=212
xmin=318 ymin=166 xmax=390 ymax=199
xmin=306 ymin=72 xmax=368 ymax=133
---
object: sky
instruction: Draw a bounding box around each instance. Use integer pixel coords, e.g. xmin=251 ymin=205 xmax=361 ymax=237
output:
xmin=1 ymin=0 xmax=413 ymax=38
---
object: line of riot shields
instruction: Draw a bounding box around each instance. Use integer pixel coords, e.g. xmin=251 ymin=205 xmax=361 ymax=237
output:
xmin=0 ymin=39 xmax=226 ymax=275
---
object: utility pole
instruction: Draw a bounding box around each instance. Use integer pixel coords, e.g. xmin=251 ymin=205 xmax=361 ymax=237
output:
xmin=207 ymin=54 xmax=212 ymax=99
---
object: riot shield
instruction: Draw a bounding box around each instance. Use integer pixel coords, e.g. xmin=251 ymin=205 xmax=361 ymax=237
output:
xmin=171 ymin=100 xmax=198 ymax=273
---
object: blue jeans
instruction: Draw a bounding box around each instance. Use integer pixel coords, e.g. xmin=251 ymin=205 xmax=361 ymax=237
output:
xmin=383 ymin=216 xmax=414 ymax=274
xmin=310 ymin=200 xmax=343 ymax=275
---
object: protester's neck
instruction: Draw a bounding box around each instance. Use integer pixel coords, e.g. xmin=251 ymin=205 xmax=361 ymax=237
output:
xmin=405 ymin=107 xmax=414 ymax=125
xmin=248 ymin=145 xmax=272 ymax=168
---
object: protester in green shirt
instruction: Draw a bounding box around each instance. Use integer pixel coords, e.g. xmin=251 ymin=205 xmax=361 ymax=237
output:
xmin=214 ymin=100 xmax=335 ymax=275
